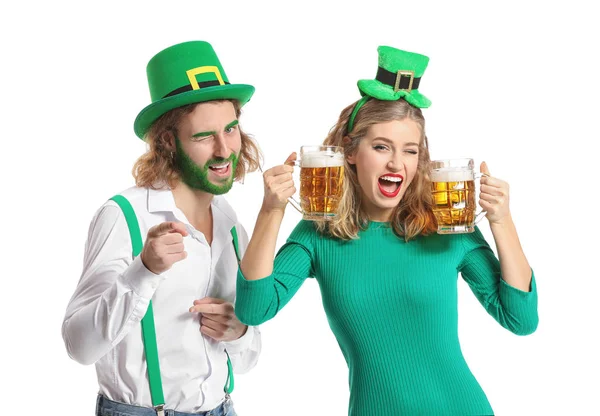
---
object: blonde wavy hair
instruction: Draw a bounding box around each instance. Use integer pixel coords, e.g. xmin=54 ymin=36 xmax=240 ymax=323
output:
xmin=316 ymin=98 xmax=437 ymax=241
xmin=133 ymin=100 xmax=262 ymax=189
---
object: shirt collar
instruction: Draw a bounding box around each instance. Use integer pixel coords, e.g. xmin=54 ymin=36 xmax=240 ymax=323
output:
xmin=146 ymin=187 xmax=238 ymax=236
xmin=147 ymin=187 xmax=178 ymax=214
xmin=211 ymin=197 xmax=238 ymax=260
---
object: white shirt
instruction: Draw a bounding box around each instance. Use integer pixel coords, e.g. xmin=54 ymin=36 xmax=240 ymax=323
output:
xmin=62 ymin=186 xmax=261 ymax=412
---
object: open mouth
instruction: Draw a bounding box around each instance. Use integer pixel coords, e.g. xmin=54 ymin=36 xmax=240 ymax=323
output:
xmin=208 ymin=162 xmax=231 ymax=177
xmin=378 ymin=174 xmax=403 ymax=198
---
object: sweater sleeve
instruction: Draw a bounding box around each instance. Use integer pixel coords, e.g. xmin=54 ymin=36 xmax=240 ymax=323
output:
xmin=458 ymin=227 xmax=538 ymax=336
xmin=235 ymin=220 xmax=315 ymax=326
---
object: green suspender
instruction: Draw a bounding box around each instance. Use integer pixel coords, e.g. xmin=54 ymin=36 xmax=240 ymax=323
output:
xmin=111 ymin=195 xmax=165 ymax=414
xmin=110 ymin=195 xmax=239 ymax=412
xmin=224 ymin=225 xmax=242 ymax=395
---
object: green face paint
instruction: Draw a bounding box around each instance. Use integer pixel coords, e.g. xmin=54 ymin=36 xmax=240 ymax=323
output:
xmin=175 ymin=138 xmax=239 ymax=195
xmin=192 ymin=120 xmax=238 ymax=139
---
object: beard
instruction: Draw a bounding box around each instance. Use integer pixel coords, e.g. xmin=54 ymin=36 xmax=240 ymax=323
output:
xmin=175 ymin=138 xmax=239 ymax=195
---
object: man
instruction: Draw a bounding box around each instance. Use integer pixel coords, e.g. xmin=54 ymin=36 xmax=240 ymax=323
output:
xmin=62 ymin=40 xmax=262 ymax=416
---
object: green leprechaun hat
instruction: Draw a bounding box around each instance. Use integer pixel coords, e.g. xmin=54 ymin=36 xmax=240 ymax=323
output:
xmin=357 ymin=46 xmax=431 ymax=108
xmin=133 ymin=41 xmax=255 ymax=139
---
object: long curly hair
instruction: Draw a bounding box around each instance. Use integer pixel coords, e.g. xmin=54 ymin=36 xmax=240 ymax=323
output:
xmin=316 ymin=98 xmax=437 ymax=241
xmin=132 ymin=100 xmax=262 ymax=189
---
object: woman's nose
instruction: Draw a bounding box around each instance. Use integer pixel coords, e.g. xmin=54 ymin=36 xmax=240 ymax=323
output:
xmin=387 ymin=154 xmax=405 ymax=173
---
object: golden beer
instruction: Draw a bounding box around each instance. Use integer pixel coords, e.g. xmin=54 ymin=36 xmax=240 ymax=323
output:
xmin=297 ymin=148 xmax=344 ymax=220
xmin=430 ymin=159 xmax=480 ymax=234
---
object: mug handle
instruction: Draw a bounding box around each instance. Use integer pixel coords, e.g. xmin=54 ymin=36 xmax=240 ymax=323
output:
xmin=288 ymin=197 xmax=303 ymax=214
xmin=287 ymin=159 xmax=304 ymax=214
xmin=474 ymin=172 xmax=490 ymax=225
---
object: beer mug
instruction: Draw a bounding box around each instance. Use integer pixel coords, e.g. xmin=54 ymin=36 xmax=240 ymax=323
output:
xmin=430 ymin=158 xmax=488 ymax=234
xmin=288 ymin=145 xmax=345 ymax=221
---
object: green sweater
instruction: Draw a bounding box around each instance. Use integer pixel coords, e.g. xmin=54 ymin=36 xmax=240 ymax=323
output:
xmin=236 ymin=220 xmax=538 ymax=415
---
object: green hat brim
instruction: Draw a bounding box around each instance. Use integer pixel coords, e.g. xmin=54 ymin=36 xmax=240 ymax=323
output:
xmin=134 ymin=84 xmax=255 ymax=139
xmin=357 ymin=79 xmax=431 ymax=108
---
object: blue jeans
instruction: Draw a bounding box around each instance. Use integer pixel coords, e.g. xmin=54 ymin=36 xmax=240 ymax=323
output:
xmin=96 ymin=394 xmax=237 ymax=416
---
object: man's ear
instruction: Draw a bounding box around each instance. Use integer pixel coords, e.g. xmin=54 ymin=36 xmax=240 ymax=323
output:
xmin=163 ymin=130 xmax=176 ymax=152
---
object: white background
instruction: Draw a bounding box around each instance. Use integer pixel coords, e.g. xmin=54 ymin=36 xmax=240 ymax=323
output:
xmin=1 ymin=1 xmax=599 ymax=415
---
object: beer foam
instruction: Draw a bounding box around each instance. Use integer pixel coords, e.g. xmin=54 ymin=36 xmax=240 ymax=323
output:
xmin=430 ymin=169 xmax=473 ymax=182
xmin=301 ymin=152 xmax=344 ymax=168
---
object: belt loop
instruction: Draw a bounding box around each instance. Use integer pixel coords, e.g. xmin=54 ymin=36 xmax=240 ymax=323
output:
xmin=95 ymin=394 xmax=102 ymax=415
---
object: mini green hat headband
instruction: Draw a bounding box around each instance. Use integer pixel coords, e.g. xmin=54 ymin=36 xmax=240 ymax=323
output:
xmin=346 ymin=46 xmax=432 ymax=134
xmin=347 ymin=96 xmax=370 ymax=134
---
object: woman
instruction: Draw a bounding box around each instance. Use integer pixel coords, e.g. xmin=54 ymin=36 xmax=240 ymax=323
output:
xmin=235 ymin=46 xmax=538 ymax=415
